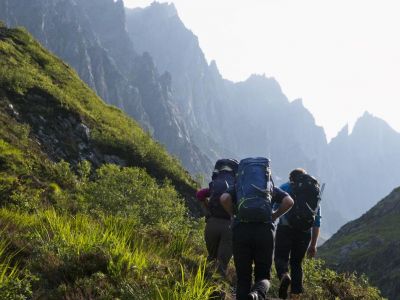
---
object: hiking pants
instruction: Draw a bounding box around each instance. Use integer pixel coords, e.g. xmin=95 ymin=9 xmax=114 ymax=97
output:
xmin=274 ymin=225 xmax=312 ymax=294
xmin=233 ymin=223 xmax=274 ymax=300
xmin=204 ymin=217 xmax=232 ymax=276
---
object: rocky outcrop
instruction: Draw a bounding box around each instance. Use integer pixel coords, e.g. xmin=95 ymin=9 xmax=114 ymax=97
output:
xmin=5 ymin=87 xmax=126 ymax=168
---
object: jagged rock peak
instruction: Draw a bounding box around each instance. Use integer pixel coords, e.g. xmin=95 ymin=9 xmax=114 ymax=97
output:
xmin=209 ymin=60 xmax=222 ymax=76
xmin=337 ymin=123 xmax=349 ymax=137
xmin=291 ymin=98 xmax=303 ymax=106
xmin=352 ymin=110 xmax=396 ymax=135
xmin=144 ymin=1 xmax=178 ymax=18
xmin=244 ymin=74 xmax=283 ymax=93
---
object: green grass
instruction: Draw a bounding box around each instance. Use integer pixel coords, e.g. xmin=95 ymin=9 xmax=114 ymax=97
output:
xmin=157 ymin=260 xmax=218 ymax=300
xmin=0 ymin=233 xmax=34 ymax=299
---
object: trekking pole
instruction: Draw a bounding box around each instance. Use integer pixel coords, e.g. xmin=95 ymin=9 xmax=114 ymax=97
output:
xmin=320 ymin=183 xmax=326 ymax=197
xmin=313 ymin=183 xmax=326 ymax=215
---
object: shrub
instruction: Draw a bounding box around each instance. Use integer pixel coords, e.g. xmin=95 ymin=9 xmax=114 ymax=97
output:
xmin=81 ymin=164 xmax=187 ymax=231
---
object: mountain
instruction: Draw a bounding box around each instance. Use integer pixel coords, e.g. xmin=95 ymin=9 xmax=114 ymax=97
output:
xmin=125 ymin=2 xmax=328 ymax=179
xmin=0 ymin=0 xmax=212 ymax=175
xmin=323 ymin=112 xmax=400 ymax=220
xmin=319 ymin=186 xmax=400 ymax=299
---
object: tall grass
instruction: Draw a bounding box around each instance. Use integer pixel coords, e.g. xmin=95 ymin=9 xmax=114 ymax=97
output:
xmin=34 ymin=210 xmax=149 ymax=278
xmin=157 ymin=259 xmax=218 ymax=300
xmin=0 ymin=238 xmax=18 ymax=286
xmin=0 ymin=235 xmax=33 ymax=299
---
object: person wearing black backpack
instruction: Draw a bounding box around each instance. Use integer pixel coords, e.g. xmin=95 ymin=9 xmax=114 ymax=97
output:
xmin=196 ymin=159 xmax=239 ymax=277
xmin=220 ymin=157 xmax=294 ymax=300
xmin=274 ymin=168 xmax=322 ymax=300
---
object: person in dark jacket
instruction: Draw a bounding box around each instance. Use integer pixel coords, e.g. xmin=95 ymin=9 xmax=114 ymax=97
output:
xmin=220 ymin=184 xmax=294 ymax=300
xmin=196 ymin=185 xmax=233 ymax=277
xmin=274 ymin=168 xmax=321 ymax=299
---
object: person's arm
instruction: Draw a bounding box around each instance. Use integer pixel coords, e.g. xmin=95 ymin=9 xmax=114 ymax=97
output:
xmin=272 ymin=195 xmax=294 ymax=222
xmin=220 ymin=192 xmax=233 ymax=217
xmin=308 ymin=206 xmax=321 ymax=257
xmin=196 ymin=188 xmax=210 ymax=214
xmin=307 ymin=226 xmax=320 ymax=258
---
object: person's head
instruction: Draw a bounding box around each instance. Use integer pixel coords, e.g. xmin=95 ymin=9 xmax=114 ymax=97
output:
xmin=289 ymin=168 xmax=307 ymax=183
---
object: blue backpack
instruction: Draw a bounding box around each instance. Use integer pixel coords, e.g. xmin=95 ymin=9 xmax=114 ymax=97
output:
xmin=236 ymin=157 xmax=273 ymax=223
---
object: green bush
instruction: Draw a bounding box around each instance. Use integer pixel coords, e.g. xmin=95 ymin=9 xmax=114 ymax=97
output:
xmin=81 ymin=164 xmax=187 ymax=230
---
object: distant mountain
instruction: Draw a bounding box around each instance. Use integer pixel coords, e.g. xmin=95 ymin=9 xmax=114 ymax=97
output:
xmin=323 ymin=112 xmax=400 ymax=220
xmin=319 ymin=187 xmax=400 ymax=299
xmin=125 ymin=2 xmax=327 ymax=179
xmin=0 ymin=0 xmax=212 ymax=175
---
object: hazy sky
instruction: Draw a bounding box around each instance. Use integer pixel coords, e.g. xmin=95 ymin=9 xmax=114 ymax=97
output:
xmin=124 ymin=0 xmax=400 ymax=140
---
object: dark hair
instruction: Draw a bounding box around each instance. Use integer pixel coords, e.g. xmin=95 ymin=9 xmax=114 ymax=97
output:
xmin=289 ymin=168 xmax=307 ymax=182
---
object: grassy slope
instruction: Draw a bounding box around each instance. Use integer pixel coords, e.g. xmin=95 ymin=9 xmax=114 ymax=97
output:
xmin=319 ymin=187 xmax=400 ymax=299
xmin=0 ymin=23 xmax=385 ymax=299
xmin=0 ymin=24 xmax=196 ymax=197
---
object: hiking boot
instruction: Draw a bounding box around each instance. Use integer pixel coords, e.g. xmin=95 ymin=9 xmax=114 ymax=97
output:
xmin=278 ymin=273 xmax=291 ymax=299
xmin=290 ymin=294 xmax=301 ymax=300
xmin=247 ymin=291 xmax=259 ymax=300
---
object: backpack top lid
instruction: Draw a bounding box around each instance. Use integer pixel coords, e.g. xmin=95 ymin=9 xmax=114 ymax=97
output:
xmin=292 ymin=173 xmax=319 ymax=190
xmin=239 ymin=157 xmax=270 ymax=166
xmin=212 ymin=159 xmax=239 ymax=179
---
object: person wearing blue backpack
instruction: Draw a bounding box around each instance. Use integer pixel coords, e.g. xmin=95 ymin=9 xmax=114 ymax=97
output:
xmin=220 ymin=158 xmax=294 ymax=300
xmin=274 ymin=168 xmax=322 ymax=300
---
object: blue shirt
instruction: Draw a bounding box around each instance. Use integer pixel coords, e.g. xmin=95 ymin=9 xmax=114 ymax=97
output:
xmin=278 ymin=182 xmax=321 ymax=228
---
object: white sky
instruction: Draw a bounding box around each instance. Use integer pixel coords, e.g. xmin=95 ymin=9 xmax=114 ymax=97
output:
xmin=124 ymin=0 xmax=400 ymax=140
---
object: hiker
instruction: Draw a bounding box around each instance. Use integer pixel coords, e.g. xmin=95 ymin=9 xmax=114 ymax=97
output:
xmin=196 ymin=159 xmax=239 ymax=277
xmin=220 ymin=157 xmax=294 ymax=300
xmin=274 ymin=168 xmax=322 ymax=299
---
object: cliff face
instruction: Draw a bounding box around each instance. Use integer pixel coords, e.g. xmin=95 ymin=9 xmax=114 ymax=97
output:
xmin=125 ymin=2 xmax=327 ymax=179
xmin=319 ymin=187 xmax=400 ymax=299
xmin=0 ymin=0 xmax=212 ymax=175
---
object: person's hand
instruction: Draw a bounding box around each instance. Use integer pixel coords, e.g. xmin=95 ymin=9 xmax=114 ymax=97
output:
xmin=307 ymin=245 xmax=317 ymax=258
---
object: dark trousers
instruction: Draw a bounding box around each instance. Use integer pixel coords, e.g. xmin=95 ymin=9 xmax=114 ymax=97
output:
xmin=204 ymin=217 xmax=232 ymax=276
xmin=233 ymin=223 xmax=274 ymax=300
xmin=274 ymin=225 xmax=311 ymax=294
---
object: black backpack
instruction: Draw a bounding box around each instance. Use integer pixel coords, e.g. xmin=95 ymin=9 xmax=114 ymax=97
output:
xmin=287 ymin=174 xmax=321 ymax=231
xmin=208 ymin=159 xmax=239 ymax=219
xmin=236 ymin=157 xmax=273 ymax=223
